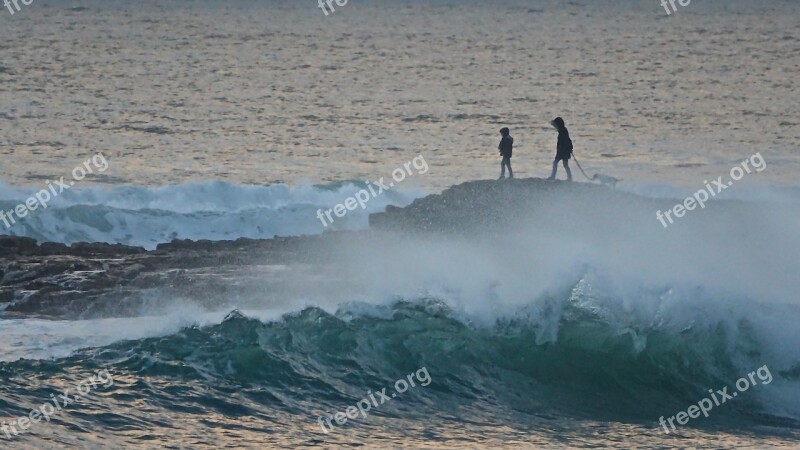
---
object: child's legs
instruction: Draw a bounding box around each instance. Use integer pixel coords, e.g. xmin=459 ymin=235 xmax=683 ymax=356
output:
xmin=549 ymin=159 xmax=560 ymax=178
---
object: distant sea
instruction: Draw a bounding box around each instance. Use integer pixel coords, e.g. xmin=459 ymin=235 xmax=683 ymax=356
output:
xmin=0 ymin=0 xmax=797 ymax=190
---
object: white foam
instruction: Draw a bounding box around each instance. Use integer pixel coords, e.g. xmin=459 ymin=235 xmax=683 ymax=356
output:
xmin=0 ymin=180 xmax=425 ymax=249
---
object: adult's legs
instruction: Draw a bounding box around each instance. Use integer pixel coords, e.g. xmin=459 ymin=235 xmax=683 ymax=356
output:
xmin=563 ymin=160 xmax=572 ymax=181
xmin=499 ymin=159 xmax=506 ymax=179
xmin=504 ymin=157 xmax=513 ymax=178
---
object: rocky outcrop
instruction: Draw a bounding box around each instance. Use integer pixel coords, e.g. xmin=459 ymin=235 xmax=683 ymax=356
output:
xmin=368 ymin=178 xmax=649 ymax=234
xmin=0 ymin=178 xmax=745 ymax=319
xmin=0 ymin=236 xmax=146 ymax=257
xmin=0 ymin=236 xmax=39 ymax=256
xmin=0 ymin=231 xmax=365 ymax=319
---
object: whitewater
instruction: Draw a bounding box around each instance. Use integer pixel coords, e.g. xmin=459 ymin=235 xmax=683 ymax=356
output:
xmin=1 ymin=178 xmax=799 ymax=448
xmin=0 ymin=181 xmax=423 ymax=249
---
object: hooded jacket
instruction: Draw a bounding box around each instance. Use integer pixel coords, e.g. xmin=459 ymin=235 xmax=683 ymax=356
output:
xmin=556 ymin=127 xmax=572 ymax=160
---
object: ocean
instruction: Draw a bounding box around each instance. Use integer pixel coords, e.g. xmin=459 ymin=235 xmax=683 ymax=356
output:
xmin=1 ymin=0 xmax=799 ymax=448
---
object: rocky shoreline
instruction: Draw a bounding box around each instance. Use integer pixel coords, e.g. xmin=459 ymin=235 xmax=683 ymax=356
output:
xmin=0 ymin=231 xmax=368 ymax=319
xmin=0 ymin=178 xmax=752 ymax=319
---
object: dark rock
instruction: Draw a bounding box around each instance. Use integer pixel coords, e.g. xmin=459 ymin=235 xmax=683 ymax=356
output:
xmin=367 ymin=178 xmax=643 ymax=234
xmin=40 ymin=242 xmax=69 ymax=255
xmin=69 ymin=242 xmax=146 ymax=256
xmin=195 ymin=240 xmax=214 ymax=251
xmin=0 ymin=236 xmax=38 ymax=255
xmin=157 ymin=239 xmax=197 ymax=252
xmin=0 ymin=289 xmax=14 ymax=302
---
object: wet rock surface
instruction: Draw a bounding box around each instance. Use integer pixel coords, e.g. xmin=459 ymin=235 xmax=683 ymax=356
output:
xmin=0 ymin=178 xmax=751 ymax=319
xmin=0 ymin=232 xmax=365 ymax=319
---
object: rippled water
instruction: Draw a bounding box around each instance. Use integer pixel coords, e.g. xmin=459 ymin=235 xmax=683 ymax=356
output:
xmin=0 ymin=0 xmax=797 ymax=189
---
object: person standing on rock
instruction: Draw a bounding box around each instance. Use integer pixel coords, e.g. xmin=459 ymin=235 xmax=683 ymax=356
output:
xmin=546 ymin=117 xmax=573 ymax=181
xmin=498 ymin=127 xmax=514 ymax=180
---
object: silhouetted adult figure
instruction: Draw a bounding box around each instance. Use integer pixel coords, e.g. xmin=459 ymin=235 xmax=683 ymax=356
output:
xmin=498 ymin=127 xmax=514 ymax=180
xmin=546 ymin=117 xmax=572 ymax=181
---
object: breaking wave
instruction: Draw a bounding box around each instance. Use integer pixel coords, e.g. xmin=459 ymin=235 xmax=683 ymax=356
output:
xmin=0 ymin=181 xmax=424 ymax=249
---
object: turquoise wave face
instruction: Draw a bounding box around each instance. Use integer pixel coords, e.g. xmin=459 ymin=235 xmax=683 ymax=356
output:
xmin=3 ymin=298 xmax=796 ymax=440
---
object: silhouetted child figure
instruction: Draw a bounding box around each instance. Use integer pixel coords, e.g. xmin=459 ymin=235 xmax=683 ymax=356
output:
xmin=498 ymin=127 xmax=513 ymax=180
xmin=547 ymin=117 xmax=572 ymax=181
